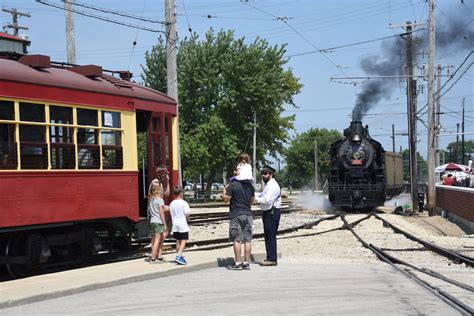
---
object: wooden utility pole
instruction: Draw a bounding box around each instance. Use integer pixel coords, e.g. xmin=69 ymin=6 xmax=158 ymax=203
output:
xmin=2 ymin=8 xmax=30 ymax=36
xmin=391 ymin=124 xmax=395 ymax=152
xmin=64 ymin=0 xmax=76 ymax=64
xmin=456 ymin=123 xmax=460 ymax=162
xmin=435 ymin=64 xmax=442 ymax=168
xmin=314 ymin=139 xmax=319 ymax=190
xmin=426 ymin=0 xmax=437 ymax=215
xmin=461 ymin=98 xmax=465 ymax=165
xmin=253 ymin=111 xmax=257 ymax=183
xmin=165 ymin=0 xmax=182 ymax=186
xmin=405 ymin=21 xmax=418 ymax=212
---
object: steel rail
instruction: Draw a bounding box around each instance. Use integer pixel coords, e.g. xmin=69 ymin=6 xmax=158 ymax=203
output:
xmin=341 ymin=215 xmax=473 ymax=315
xmin=372 ymin=213 xmax=474 ymax=267
xmin=370 ymin=244 xmax=474 ymax=292
xmin=185 ymin=214 xmax=341 ymax=249
xmin=278 ymin=213 xmax=372 ymax=240
xmin=188 ymin=207 xmax=304 ymax=224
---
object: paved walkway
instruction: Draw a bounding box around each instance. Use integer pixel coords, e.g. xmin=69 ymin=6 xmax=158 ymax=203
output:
xmin=0 ymin=250 xmax=463 ymax=315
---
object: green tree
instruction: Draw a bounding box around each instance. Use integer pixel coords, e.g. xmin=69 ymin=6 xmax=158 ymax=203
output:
xmin=445 ymin=140 xmax=474 ymax=164
xmin=141 ymin=36 xmax=167 ymax=93
xmin=142 ymin=29 xmax=302 ymax=190
xmin=402 ymin=149 xmax=428 ymax=182
xmin=285 ymin=128 xmax=342 ymax=188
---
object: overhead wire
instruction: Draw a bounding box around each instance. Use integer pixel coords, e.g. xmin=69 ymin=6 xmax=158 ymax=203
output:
xmin=285 ymin=29 xmax=424 ymax=58
xmin=181 ymin=0 xmax=193 ymax=33
xmin=235 ymin=1 xmax=415 ymax=39
xmin=61 ymin=0 xmax=165 ymax=24
xmin=35 ymin=0 xmax=165 ymax=33
xmin=240 ymin=0 xmax=358 ymax=87
xmin=127 ymin=0 xmax=148 ymax=72
xmin=417 ymin=51 xmax=473 ymax=115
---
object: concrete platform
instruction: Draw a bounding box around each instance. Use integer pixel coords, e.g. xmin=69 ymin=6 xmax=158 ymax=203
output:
xmin=0 ymin=247 xmax=238 ymax=308
xmin=1 ymin=257 xmax=463 ymax=315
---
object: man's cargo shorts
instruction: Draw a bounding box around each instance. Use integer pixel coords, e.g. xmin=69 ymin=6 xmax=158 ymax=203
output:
xmin=229 ymin=214 xmax=253 ymax=242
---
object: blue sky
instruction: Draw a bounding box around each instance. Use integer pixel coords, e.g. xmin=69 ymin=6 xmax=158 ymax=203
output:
xmin=1 ymin=0 xmax=472 ymax=161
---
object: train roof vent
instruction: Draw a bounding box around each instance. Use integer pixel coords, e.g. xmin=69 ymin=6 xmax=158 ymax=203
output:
xmin=117 ymin=71 xmax=133 ymax=81
xmin=18 ymin=54 xmax=51 ymax=68
xmin=69 ymin=65 xmax=103 ymax=77
xmin=103 ymin=74 xmax=134 ymax=89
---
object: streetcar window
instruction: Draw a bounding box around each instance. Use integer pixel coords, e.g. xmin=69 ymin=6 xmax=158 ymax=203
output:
xmin=77 ymin=108 xmax=98 ymax=126
xmin=18 ymin=102 xmax=47 ymax=169
xmin=77 ymin=128 xmax=99 ymax=169
xmin=101 ymin=130 xmax=121 ymax=146
xmin=0 ymin=123 xmax=17 ymax=169
xmin=102 ymin=129 xmax=122 ymax=169
xmin=50 ymin=106 xmax=75 ymax=169
xmin=0 ymin=100 xmax=14 ymax=120
xmin=20 ymin=102 xmax=45 ymax=122
xmin=77 ymin=109 xmax=99 ymax=169
xmin=102 ymin=147 xmax=123 ymax=169
xmin=0 ymin=101 xmax=17 ymax=169
xmin=50 ymin=106 xmax=73 ymax=125
xmin=77 ymin=128 xmax=98 ymax=144
xmin=102 ymin=111 xmax=121 ymax=128
xmin=50 ymin=106 xmax=73 ymax=143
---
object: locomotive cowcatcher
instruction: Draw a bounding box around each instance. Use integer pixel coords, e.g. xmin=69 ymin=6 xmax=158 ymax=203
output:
xmin=0 ymin=54 xmax=178 ymax=277
xmin=329 ymin=121 xmax=403 ymax=211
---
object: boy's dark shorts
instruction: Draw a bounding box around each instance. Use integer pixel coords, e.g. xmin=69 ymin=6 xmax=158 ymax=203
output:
xmin=229 ymin=214 xmax=253 ymax=242
xmin=173 ymin=232 xmax=189 ymax=240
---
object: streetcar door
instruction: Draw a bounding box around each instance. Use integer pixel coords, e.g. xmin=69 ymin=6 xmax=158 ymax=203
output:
xmin=147 ymin=112 xmax=173 ymax=201
xmin=136 ymin=111 xmax=149 ymax=217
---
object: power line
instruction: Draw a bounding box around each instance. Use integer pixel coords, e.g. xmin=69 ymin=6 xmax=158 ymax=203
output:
xmin=127 ymin=0 xmax=149 ymax=71
xmin=285 ymin=29 xmax=425 ymax=58
xmin=417 ymin=51 xmax=473 ymax=115
xmin=240 ymin=0 xmax=357 ymax=86
xmin=61 ymin=0 xmax=165 ymax=24
xmin=181 ymin=0 xmax=193 ymax=33
xmin=36 ymin=0 xmax=164 ymax=33
xmin=237 ymin=1 xmax=421 ymax=41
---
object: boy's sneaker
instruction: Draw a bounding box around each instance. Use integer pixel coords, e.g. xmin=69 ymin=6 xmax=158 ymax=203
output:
xmin=227 ymin=263 xmax=243 ymax=271
xmin=241 ymin=262 xmax=250 ymax=270
xmin=176 ymin=255 xmax=187 ymax=265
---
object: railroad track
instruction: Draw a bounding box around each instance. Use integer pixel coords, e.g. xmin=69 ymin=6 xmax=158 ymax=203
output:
xmin=338 ymin=212 xmax=474 ymax=315
xmin=188 ymin=205 xmax=303 ymax=225
xmin=4 ymin=209 xmax=472 ymax=316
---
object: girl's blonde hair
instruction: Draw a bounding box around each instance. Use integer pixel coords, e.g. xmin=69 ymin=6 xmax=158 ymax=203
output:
xmin=238 ymin=153 xmax=251 ymax=164
xmin=148 ymin=182 xmax=162 ymax=199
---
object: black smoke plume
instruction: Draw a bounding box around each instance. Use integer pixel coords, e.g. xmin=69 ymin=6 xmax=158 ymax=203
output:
xmin=352 ymin=4 xmax=473 ymax=121
xmin=352 ymin=39 xmax=404 ymax=121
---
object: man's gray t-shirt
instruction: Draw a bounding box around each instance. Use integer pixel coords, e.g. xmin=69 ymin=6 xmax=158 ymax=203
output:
xmin=226 ymin=181 xmax=255 ymax=218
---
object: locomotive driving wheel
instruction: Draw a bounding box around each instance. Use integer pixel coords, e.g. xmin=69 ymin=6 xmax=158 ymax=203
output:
xmin=5 ymin=233 xmax=33 ymax=278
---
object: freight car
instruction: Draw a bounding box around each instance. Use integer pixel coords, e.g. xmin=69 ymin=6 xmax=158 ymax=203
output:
xmin=0 ymin=54 xmax=178 ymax=277
xmin=328 ymin=121 xmax=403 ymax=211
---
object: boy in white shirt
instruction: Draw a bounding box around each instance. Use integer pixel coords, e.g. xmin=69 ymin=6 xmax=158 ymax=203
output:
xmin=169 ymin=186 xmax=191 ymax=265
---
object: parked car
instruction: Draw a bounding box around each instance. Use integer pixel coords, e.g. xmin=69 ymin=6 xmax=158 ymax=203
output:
xmin=211 ymin=183 xmax=224 ymax=190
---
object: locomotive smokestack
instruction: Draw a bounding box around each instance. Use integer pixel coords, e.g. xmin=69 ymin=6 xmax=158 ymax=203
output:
xmin=344 ymin=121 xmax=368 ymax=140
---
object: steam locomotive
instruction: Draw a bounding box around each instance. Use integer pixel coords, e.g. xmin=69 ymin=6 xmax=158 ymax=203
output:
xmin=328 ymin=121 xmax=403 ymax=211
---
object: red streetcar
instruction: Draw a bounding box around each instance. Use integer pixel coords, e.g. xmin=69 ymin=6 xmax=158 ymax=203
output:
xmin=0 ymin=54 xmax=178 ymax=277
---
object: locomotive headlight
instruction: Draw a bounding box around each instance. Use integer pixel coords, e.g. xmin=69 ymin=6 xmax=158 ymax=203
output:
xmin=352 ymin=134 xmax=361 ymax=142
